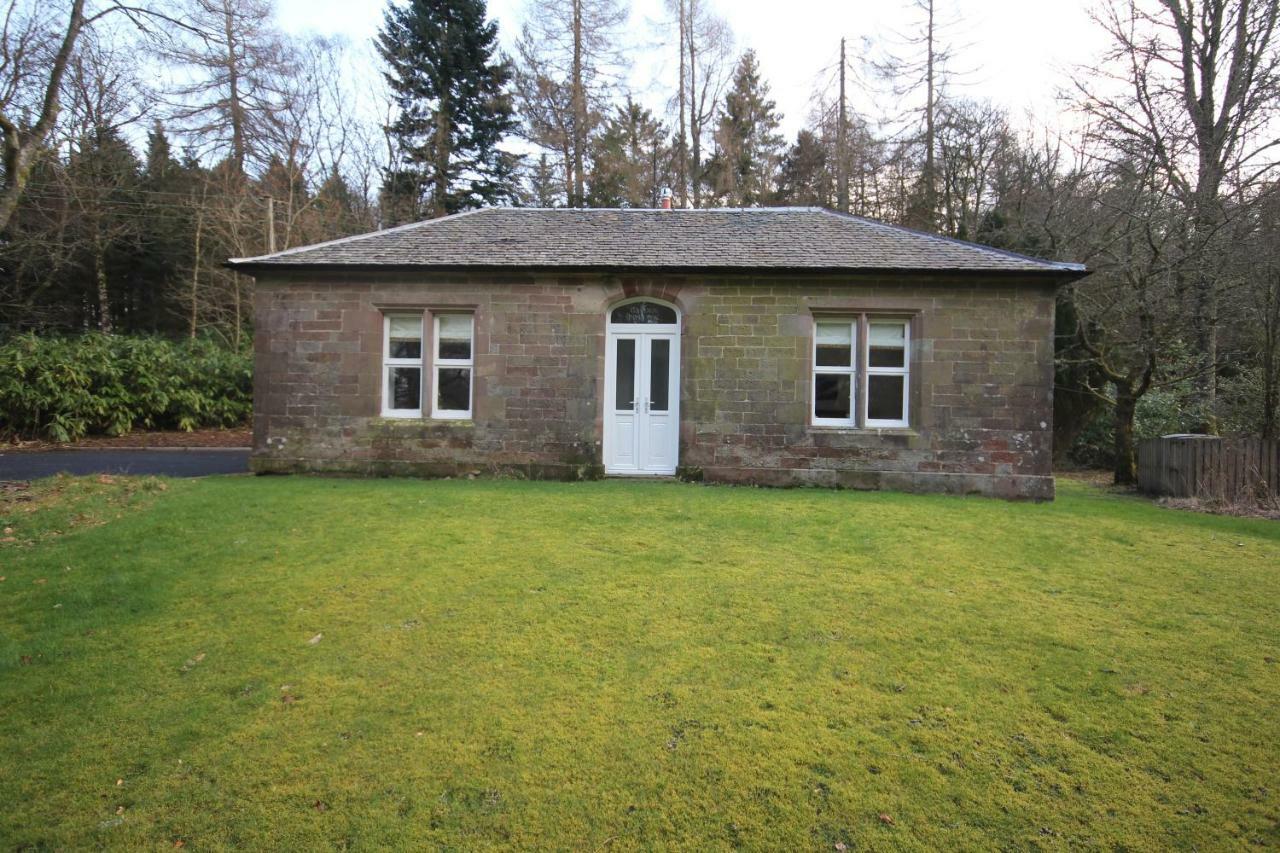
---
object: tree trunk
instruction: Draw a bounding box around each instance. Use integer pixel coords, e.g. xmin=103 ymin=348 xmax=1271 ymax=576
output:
xmin=837 ymin=36 xmax=848 ymax=213
xmin=222 ymin=3 xmax=246 ymax=174
xmin=688 ymin=25 xmax=700 ymax=208
xmin=0 ymin=0 xmax=87 ymax=231
xmin=433 ymin=95 xmax=451 ymax=217
xmin=94 ymin=231 xmax=112 ymax=334
xmin=232 ymin=271 xmax=241 ymax=349
xmin=570 ymin=0 xmax=585 ymax=207
xmin=922 ymin=0 xmax=936 ymax=227
xmin=676 ymin=0 xmax=687 ymax=206
xmin=1263 ymin=271 xmax=1279 ymax=440
xmin=1189 ymin=191 xmax=1222 ymax=433
xmin=1113 ymin=384 xmax=1138 ymax=485
xmin=190 ymin=205 xmax=204 ymax=339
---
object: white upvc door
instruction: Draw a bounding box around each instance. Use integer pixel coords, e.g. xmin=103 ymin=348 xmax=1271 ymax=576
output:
xmin=605 ymin=330 xmax=680 ymax=475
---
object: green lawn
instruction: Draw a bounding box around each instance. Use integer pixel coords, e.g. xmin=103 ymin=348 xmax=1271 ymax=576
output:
xmin=1 ymin=475 xmax=1278 ymax=850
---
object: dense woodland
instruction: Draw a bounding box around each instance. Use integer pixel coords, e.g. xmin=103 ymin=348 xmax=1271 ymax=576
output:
xmin=1 ymin=0 xmax=1278 ymax=481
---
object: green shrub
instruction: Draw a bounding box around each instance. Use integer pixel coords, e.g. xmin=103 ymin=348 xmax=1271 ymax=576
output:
xmin=1067 ymin=385 xmax=1202 ymax=468
xmin=0 ymin=333 xmax=252 ymax=441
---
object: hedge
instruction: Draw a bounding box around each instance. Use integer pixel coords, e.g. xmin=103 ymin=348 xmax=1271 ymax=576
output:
xmin=0 ymin=333 xmax=252 ymax=441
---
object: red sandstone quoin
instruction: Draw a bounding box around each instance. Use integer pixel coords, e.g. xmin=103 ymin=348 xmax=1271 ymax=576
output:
xmin=227 ymin=207 xmax=1087 ymax=499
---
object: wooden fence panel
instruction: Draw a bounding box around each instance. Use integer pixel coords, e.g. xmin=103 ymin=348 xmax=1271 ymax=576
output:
xmin=1137 ymin=436 xmax=1280 ymax=499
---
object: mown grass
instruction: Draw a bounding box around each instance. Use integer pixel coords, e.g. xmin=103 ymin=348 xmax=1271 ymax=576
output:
xmin=1 ymin=475 xmax=1277 ymax=849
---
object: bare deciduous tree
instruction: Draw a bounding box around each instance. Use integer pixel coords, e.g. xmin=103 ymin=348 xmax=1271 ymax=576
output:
xmin=515 ymin=0 xmax=628 ymax=207
xmin=872 ymin=0 xmax=967 ymax=230
xmin=156 ymin=0 xmax=292 ymax=176
xmin=0 ymin=0 xmax=88 ymax=230
xmin=669 ymin=0 xmax=731 ymax=208
xmin=1079 ymin=0 xmax=1280 ymax=431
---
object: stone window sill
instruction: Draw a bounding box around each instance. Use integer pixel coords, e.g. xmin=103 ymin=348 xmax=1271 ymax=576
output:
xmin=371 ymin=417 xmax=475 ymax=428
xmin=807 ymin=425 xmax=919 ymax=438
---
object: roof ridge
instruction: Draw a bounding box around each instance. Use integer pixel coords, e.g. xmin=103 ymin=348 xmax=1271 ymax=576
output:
xmin=491 ymin=206 xmax=826 ymax=213
xmin=227 ymin=206 xmax=489 ymax=264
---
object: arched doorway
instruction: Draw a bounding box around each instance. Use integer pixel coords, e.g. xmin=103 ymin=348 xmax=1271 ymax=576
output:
xmin=604 ymin=298 xmax=681 ymax=475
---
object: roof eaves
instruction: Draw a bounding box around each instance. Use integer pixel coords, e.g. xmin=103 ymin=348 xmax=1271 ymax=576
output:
xmin=222 ymin=260 xmax=1090 ymax=281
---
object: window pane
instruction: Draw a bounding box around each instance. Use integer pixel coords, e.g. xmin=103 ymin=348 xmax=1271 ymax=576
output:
xmin=615 ymin=338 xmax=635 ymax=410
xmin=649 ymin=338 xmax=669 ymax=411
xmin=437 ymin=314 xmax=472 ymax=360
xmin=388 ymin=315 xmax=422 ymax=359
xmin=816 ymin=322 xmax=853 ymax=367
xmin=388 ymin=316 xmax=421 ymax=338
xmin=436 ymin=367 xmax=470 ymax=411
xmin=814 ymin=373 xmax=851 ymax=420
xmin=869 ymin=322 xmax=906 ymax=368
xmin=390 ymin=366 xmax=421 ymax=410
xmin=390 ymin=339 xmax=422 ymax=359
xmin=868 ymin=374 xmax=905 ymax=421
xmin=610 ymin=302 xmax=677 ymax=324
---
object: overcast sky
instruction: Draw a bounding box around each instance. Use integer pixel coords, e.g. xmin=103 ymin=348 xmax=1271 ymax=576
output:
xmin=274 ymin=0 xmax=1109 ymax=139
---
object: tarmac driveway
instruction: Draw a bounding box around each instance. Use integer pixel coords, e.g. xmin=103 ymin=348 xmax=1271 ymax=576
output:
xmin=0 ymin=449 xmax=251 ymax=480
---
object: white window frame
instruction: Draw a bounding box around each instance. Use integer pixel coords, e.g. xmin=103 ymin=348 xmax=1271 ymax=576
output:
xmin=811 ymin=318 xmax=858 ymax=428
xmin=431 ymin=313 xmax=474 ymax=420
xmin=864 ymin=318 xmax=911 ymax=428
xmin=382 ymin=312 xmax=424 ymax=418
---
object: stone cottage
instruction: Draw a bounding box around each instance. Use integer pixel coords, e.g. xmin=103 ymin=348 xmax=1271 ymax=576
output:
xmin=227 ymin=207 xmax=1087 ymax=499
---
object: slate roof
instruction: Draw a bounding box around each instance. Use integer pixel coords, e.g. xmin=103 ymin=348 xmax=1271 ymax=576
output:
xmin=227 ymin=207 xmax=1086 ymax=277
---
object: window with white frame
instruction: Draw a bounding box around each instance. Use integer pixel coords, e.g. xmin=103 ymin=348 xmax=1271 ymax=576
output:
xmin=383 ymin=314 xmax=423 ymax=417
xmin=811 ymin=316 xmax=910 ymax=428
xmin=865 ymin=320 xmax=909 ymax=427
xmin=813 ymin=319 xmax=857 ymax=426
xmin=432 ymin=313 xmax=474 ymax=418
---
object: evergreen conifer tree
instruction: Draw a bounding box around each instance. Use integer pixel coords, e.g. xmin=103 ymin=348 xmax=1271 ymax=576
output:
xmin=378 ymin=0 xmax=519 ymax=220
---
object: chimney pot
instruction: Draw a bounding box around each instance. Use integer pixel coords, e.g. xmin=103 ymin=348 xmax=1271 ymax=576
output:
xmin=659 ymin=187 xmax=673 ymax=210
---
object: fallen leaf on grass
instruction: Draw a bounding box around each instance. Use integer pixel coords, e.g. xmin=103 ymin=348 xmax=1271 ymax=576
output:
xmin=313 ymin=800 xmax=328 ymax=812
xmin=33 ymin=578 xmax=46 ymax=584
xmin=878 ymin=813 xmax=895 ymax=826
xmin=179 ymin=652 xmax=206 ymax=673
xmin=173 ymin=840 xmax=186 ymax=849
xmin=307 ymin=633 xmax=323 ymax=645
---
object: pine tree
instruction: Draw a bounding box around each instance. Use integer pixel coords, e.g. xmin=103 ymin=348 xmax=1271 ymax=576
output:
xmin=314 ymin=167 xmax=372 ymax=238
xmin=587 ymin=98 xmax=670 ymax=208
xmin=137 ymin=121 xmax=199 ymax=335
xmin=775 ymin=130 xmax=832 ymax=207
xmin=378 ymin=0 xmax=519 ymax=220
xmin=525 ymin=153 xmax=562 ymax=207
xmin=709 ymin=50 xmax=785 ymax=207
